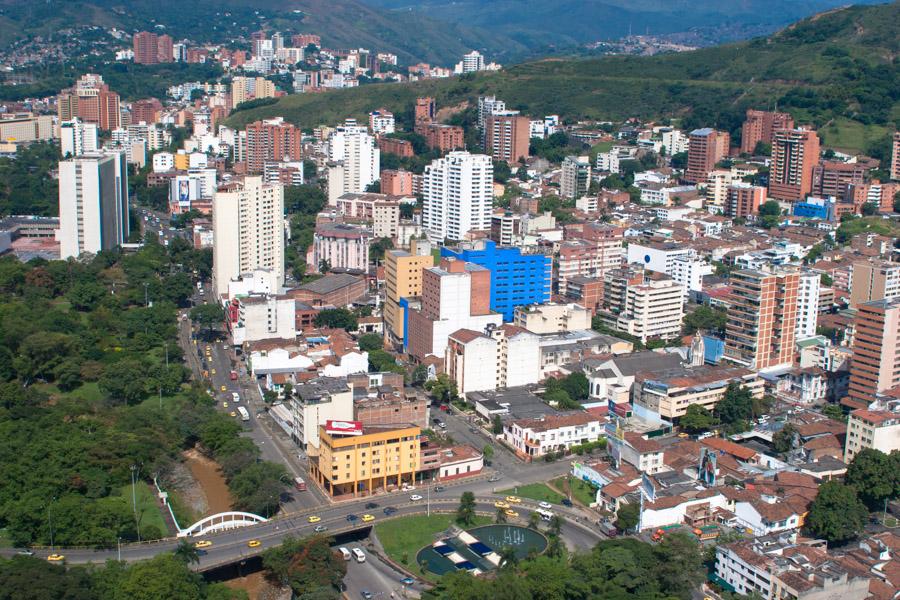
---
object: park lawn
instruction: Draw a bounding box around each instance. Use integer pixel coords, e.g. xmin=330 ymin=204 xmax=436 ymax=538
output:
xmin=498 ymin=483 xmax=565 ymax=505
xmin=818 ymin=117 xmax=889 ymax=154
xmin=374 ymin=513 xmax=491 ymax=578
xmin=119 ymin=482 xmax=170 ymax=539
xmin=35 ymin=381 xmax=105 ymax=403
xmin=549 ymin=476 xmax=598 ymax=507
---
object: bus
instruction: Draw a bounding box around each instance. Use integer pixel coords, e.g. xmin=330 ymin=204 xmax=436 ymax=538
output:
xmin=338 ymin=547 xmax=351 ymax=561
xmin=351 ymin=548 xmax=366 ymax=563
xmin=293 ymin=477 xmax=307 ymax=492
xmin=236 ymin=406 xmax=250 ymax=422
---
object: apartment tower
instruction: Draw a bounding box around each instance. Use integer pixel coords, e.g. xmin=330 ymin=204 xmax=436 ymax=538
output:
xmin=421 ymin=151 xmax=493 ymax=243
xmin=245 ymin=118 xmax=303 ymax=174
xmin=684 ymin=128 xmax=730 ymax=183
xmin=484 ymin=112 xmax=530 ymax=164
xmin=740 ymin=109 xmax=794 ymax=154
xmin=768 ymin=129 xmax=820 ymax=202
xmin=846 ymin=298 xmax=900 ymax=405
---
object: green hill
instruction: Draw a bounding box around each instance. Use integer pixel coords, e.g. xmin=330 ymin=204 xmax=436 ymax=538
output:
xmin=226 ymin=2 xmax=899 ymax=153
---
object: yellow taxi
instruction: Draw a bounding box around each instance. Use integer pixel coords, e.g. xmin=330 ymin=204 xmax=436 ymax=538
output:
xmin=678 ymin=432 xmax=690 ymax=438
xmin=220 ymin=385 xmax=227 ymax=392
xmin=494 ymin=501 xmax=509 ymax=509
xmin=46 ymin=554 xmax=65 ymax=562
xmin=505 ymin=496 xmax=521 ymax=504
xmin=195 ymin=540 xmax=213 ymax=549
xmin=210 ymin=369 xmax=216 ymax=375
xmin=307 ymin=515 xmax=321 ymax=523
xmin=362 ymin=514 xmax=375 ymax=522
xmin=504 ymin=509 xmax=519 ymax=518
xmin=247 ymin=540 xmax=261 ymax=548
xmin=229 ymin=411 xmax=237 ymax=418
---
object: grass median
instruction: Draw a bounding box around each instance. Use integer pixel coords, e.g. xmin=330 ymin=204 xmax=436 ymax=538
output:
xmin=497 ymin=483 xmax=565 ymax=505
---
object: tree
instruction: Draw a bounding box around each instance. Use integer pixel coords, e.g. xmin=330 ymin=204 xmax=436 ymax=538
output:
xmin=772 ymin=423 xmax=798 ymax=454
xmin=547 ymin=515 xmax=562 ymax=537
xmin=844 ymin=448 xmax=900 ymax=510
xmin=653 ymin=532 xmax=704 ymax=599
xmin=190 ymin=303 xmax=223 ymax=338
xmin=715 ymin=383 xmax=754 ymax=433
xmin=492 ymin=415 xmax=503 ymax=434
xmin=806 ymin=481 xmax=867 ymax=545
xmin=313 ymin=308 xmax=357 ymax=332
xmin=496 ymin=507 xmax=508 ymax=523
xmin=498 ymin=545 xmax=518 ymax=569
xmin=861 ymin=202 xmax=878 ymax=216
xmin=425 ymin=373 xmax=459 ymax=404
xmin=683 ymin=306 xmax=727 ymax=335
xmin=680 ymin=404 xmax=718 ymax=434
xmin=456 ymin=491 xmax=476 ymax=526
xmin=173 ymin=540 xmax=200 ymax=565
xmin=482 ymin=444 xmax=494 ymax=466
xmin=262 ymin=535 xmax=347 ymax=598
xmin=369 ymin=237 xmax=394 ymax=263
xmin=560 ymin=372 xmax=589 ymax=401
xmin=99 ymin=360 xmax=148 ymax=404
xmin=357 ymin=333 xmax=383 ymax=352
xmin=528 ymin=512 xmax=540 ymax=530
xmin=757 ymin=200 xmax=783 ymax=229
xmin=115 ymin=554 xmax=204 ymax=600
xmin=367 ymin=349 xmax=403 ymax=374
xmin=752 ymin=141 xmax=772 ymax=156
xmin=821 ymin=404 xmax=845 ymax=421
xmin=615 ymin=502 xmax=640 ymax=532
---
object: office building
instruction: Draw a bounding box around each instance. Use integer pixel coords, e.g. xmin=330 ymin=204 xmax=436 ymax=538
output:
xmin=684 ymin=128 xmax=730 ymax=183
xmin=768 ymin=129 xmax=820 ymax=202
xmin=844 ymin=408 xmax=900 ymax=462
xmin=58 ymin=151 xmax=129 ymax=259
xmin=795 ymin=270 xmax=820 ymax=340
xmin=560 ymin=155 xmax=591 ymax=199
xmin=311 ymin=223 xmax=371 ymax=273
xmin=311 ymin=422 xmax=420 ymax=497
xmin=57 ymin=74 xmax=121 ymax=131
xmin=212 ymin=176 xmax=284 ymax=296
xmin=740 ymin=109 xmax=794 ymax=154
xmin=635 ymin=365 xmax=762 ymax=421
xmin=724 ymin=268 xmax=799 ymax=370
xmin=421 ymin=151 xmax=492 ymax=242
xmin=725 ymin=183 xmax=767 ymax=219
xmin=383 ymin=241 xmax=435 ymax=345
xmin=441 ymin=240 xmax=551 ymax=321
xmin=0 ymin=113 xmax=54 ymax=144
xmin=328 ymin=122 xmax=380 ymax=199
xmin=286 ymin=378 xmax=354 ymax=451
xmin=484 ymin=112 xmax=530 ymax=163
xmin=245 ymin=118 xmax=302 ymax=174
xmin=405 ymin=258 xmax=503 ymax=359
xmin=849 ymin=259 xmax=900 ymax=307
xmin=133 ymin=31 xmax=159 ymax=64
xmin=846 ymin=298 xmax=900 ymax=405
xmin=811 ymin=161 xmax=867 ymax=199
xmin=599 ymin=267 xmax=684 ymax=342
xmin=60 ymin=119 xmax=98 ymax=157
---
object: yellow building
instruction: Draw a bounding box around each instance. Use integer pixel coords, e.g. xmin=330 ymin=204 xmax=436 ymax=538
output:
xmin=312 ymin=423 xmax=421 ymax=497
xmin=173 ymin=152 xmax=190 ymax=170
xmin=383 ymin=240 xmax=434 ymax=345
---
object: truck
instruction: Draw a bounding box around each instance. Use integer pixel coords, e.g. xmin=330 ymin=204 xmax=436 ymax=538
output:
xmin=236 ymin=406 xmax=250 ymax=422
xmin=293 ymin=476 xmax=307 ymax=492
xmin=692 ymin=525 xmax=720 ymax=541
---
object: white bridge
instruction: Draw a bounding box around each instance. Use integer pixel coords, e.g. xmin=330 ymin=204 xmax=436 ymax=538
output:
xmin=176 ymin=511 xmax=269 ymax=538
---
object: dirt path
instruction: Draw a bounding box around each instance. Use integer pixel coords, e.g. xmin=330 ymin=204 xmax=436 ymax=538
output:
xmin=183 ymin=448 xmax=234 ymax=514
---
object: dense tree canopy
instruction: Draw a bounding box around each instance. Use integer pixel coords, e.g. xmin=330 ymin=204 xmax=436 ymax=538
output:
xmin=806 ymin=481 xmax=868 ymax=546
xmin=844 ymin=448 xmax=900 ymax=511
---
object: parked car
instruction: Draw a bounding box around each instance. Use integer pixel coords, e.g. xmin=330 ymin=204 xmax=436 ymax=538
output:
xmin=383 ymin=507 xmax=398 ymax=516
xmin=433 ymin=485 xmax=445 ymax=492
xmin=561 ymin=498 xmax=573 ymax=507
xmin=346 ymin=514 xmax=358 ymax=522
xmin=365 ymin=502 xmax=379 ymax=509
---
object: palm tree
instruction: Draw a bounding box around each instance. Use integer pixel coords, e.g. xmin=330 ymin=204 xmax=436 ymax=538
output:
xmin=496 ymin=507 xmax=507 ymax=524
xmin=498 ymin=545 xmax=518 ymax=569
xmin=548 ymin=515 xmax=562 ymax=537
xmin=173 ymin=540 xmax=200 ymax=565
xmin=528 ymin=512 xmax=540 ymax=530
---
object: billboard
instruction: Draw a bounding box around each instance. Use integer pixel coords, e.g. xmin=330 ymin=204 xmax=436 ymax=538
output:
xmin=178 ymin=179 xmax=190 ymax=202
xmin=698 ymin=447 xmax=717 ymax=487
xmin=641 ymin=472 xmax=657 ymax=502
xmin=325 ymin=420 xmax=364 ymax=436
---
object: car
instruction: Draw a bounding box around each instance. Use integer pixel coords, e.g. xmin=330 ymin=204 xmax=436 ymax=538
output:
xmin=229 ymin=411 xmax=237 ymax=417
xmin=365 ymin=502 xmax=379 ymax=509
xmin=210 ymin=369 xmax=216 ymax=375
xmin=220 ymin=385 xmax=227 ymax=392
xmin=400 ymin=577 xmax=415 ymax=586
xmin=433 ymin=485 xmax=445 ymax=492
xmin=46 ymin=554 xmax=65 ymax=562
xmin=15 ymin=549 xmax=34 ymax=556
xmin=314 ymin=525 xmax=328 ymax=533
xmin=488 ymin=474 xmax=502 ymax=482
xmin=222 ymin=402 xmax=228 ymax=408
xmin=494 ymin=501 xmax=510 ymax=509
xmin=538 ymin=501 xmax=552 ymax=510
xmin=432 ymin=417 xmax=441 ymax=424
xmin=195 ymin=540 xmax=213 ymax=548
xmin=383 ymin=507 xmax=398 ymax=516
xmin=504 ymin=509 xmax=519 ymax=518
xmin=346 ymin=514 xmax=358 ymax=522
xmin=410 ymin=494 xmax=423 ymax=501
xmin=438 ymin=422 xmax=447 ymax=429
xmin=505 ymin=495 xmax=521 ymax=503
xmin=361 ymin=591 xmax=373 ymax=600
xmin=561 ymin=498 xmax=573 ymax=507
xmin=402 ymin=484 xmax=416 ymax=491
xmin=677 ymin=432 xmax=689 ymax=438
xmin=362 ymin=514 xmax=375 ymax=522
xmin=247 ymin=540 xmax=261 ymax=548
xmin=307 ymin=515 xmax=321 ymax=523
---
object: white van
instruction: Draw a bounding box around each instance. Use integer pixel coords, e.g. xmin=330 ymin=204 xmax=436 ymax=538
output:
xmin=231 ymin=392 xmax=240 ymax=403
xmin=535 ymin=508 xmax=554 ymax=522
xmin=351 ymin=547 xmax=366 ymax=563
xmin=339 ymin=547 xmax=352 ymax=561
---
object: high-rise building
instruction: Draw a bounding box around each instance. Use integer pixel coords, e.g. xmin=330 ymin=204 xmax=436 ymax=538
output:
xmin=811 ymin=161 xmax=867 ymax=200
xmin=368 ymin=109 xmax=395 ymax=134
xmin=724 ymin=268 xmax=799 ymax=370
xmin=441 ymin=240 xmax=551 ymax=321
xmin=459 ymin=50 xmax=484 ymax=73
xmin=560 ymin=155 xmax=591 ymax=199
xmin=740 ymin=109 xmax=794 ymax=154
xmin=157 ymin=34 xmax=174 ymax=63
xmin=421 ymin=151 xmax=492 ymax=242
xmin=58 ymin=151 xmax=129 ymax=259
xmin=133 ymin=31 xmax=159 ymax=65
xmin=381 ymin=169 xmax=413 ymax=195
xmin=231 ymin=76 xmax=276 ymax=107
xmin=725 ymin=183 xmax=767 ymax=218
xmin=212 ymin=177 xmax=285 ymax=296
xmin=312 ymin=223 xmax=372 ymax=273
xmin=849 ymin=259 xmax=900 ymax=308
xmin=685 ymin=128 xmax=730 ymax=183
xmin=383 ymin=241 xmax=435 ymax=345
xmin=328 ymin=122 xmax=380 ymax=200
xmin=846 ymin=298 xmax=900 ymax=406
xmin=891 ymin=132 xmax=900 ymax=181
xmin=795 ymin=270 xmax=820 ymax=341
xmin=423 ymin=124 xmax=465 ymax=153
xmin=484 ymin=112 xmax=530 ymax=164
xmin=557 ymin=231 xmax=625 ymax=296
xmin=245 ymin=118 xmax=302 ymax=174
xmin=59 ymin=119 xmax=98 ymax=157
xmin=58 ymin=74 xmax=121 ymax=131
xmin=413 ymin=97 xmax=435 ymax=134
xmin=130 ymin=98 xmax=163 ymax=125
xmin=844 ymin=408 xmax=900 ymax=462
xmin=600 ymin=267 xmax=684 ymax=342
xmin=768 ymin=129 xmax=820 ymax=202
xmin=477 ymin=96 xmax=506 ymax=132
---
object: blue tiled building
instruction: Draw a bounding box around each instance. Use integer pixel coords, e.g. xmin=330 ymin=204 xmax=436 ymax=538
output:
xmin=441 ymin=240 xmax=551 ymax=321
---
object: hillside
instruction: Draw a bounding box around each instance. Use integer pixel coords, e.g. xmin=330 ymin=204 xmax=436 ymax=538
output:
xmin=363 ymin=0 xmax=887 ymax=47
xmin=227 ymin=2 xmax=900 ymax=153
xmin=0 ymin=0 xmax=524 ymax=65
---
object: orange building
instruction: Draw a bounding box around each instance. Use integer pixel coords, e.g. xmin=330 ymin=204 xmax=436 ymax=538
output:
xmin=157 ymin=34 xmax=174 ymax=63
xmin=740 ymin=109 xmax=794 ymax=154
xmin=381 ymin=169 xmax=413 ymax=195
xmin=414 ymin=97 xmax=435 ymax=134
xmin=424 ymin=124 xmax=464 ymax=152
xmin=685 ymin=128 xmax=730 ymax=184
xmin=847 ymin=298 xmax=900 ymax=405
xmin=768 ymin=129 xmax=820 ymax=202
xmin=245 ymin=118 xmax=302 ymax=174
xmin=377 ymin=137 xmax=414 ymax=158
xmin=484 ymin=113 xmax=530 ymax=164
xmin=133 ymin=31 xmax=159 ymax=65
xmin=725 ymin=183 xmax=767 ymax=219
